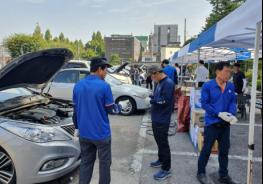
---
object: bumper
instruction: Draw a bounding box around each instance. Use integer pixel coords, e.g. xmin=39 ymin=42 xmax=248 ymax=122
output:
xmin=0 ymin=128 xmax=81 ymax=184
xmin=135 ymin=97 xmax=151 ymax=110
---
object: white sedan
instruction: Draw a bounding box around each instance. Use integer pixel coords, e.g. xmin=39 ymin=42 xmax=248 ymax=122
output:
xmin=45 ymin=68 xmax=151 ymax=115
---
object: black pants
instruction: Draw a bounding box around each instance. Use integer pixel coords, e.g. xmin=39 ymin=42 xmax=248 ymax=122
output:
xmin=146 ymin=80 xmax=153 ymax=90
xmin=152 ymin=123 xmax=171 ymax=171
xmin=198 ymin=123 xmax=230 ymax=178
xmin=79 ymin=137 xmax=112 ymax=184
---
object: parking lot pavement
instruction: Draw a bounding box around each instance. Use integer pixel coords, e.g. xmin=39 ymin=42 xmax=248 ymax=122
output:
xmin=139 ymin=111 xmax=262 ymax=184
xmin=43 ymin=111 xmax=146 ymax=184
xmin=44 ymin=110 xmax=262 ymax=184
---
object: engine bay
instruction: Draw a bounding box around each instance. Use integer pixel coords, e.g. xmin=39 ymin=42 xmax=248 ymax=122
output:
xmin=4 ymin=100 xmax=74 ymax=125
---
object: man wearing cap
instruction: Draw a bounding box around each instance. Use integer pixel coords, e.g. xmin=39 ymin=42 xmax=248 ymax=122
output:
xmin=73 ymin=57 xmax=125 ymax=184
xmin=148 ymin=65 xmax=175 ymax=181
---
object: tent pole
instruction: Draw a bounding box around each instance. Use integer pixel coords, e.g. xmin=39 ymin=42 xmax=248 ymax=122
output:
xmin=247 ymin=21 xmax=262 ymax=184
xmin=198 ymin=49 xmax=201 ymax=61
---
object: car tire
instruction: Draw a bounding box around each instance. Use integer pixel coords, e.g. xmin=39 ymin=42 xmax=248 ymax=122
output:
xmin=117 ymin=97 xmax=136 ymax=116
xmin=0 ymin=147 xmax=16 ymax=184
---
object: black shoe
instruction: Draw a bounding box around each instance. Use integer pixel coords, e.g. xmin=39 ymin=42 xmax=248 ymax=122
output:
xmin=197 ymin=174 xmax=209 ymax=184
xmin=219 ymin=176 xmax=238 ymax=184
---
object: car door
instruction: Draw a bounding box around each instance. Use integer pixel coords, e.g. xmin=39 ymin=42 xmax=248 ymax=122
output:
xmin=48 ymin=70 xmax=79 ymax=100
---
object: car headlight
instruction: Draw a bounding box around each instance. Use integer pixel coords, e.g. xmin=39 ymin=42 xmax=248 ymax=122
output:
xmin=0 ymin=121 xmax=71 ymax=143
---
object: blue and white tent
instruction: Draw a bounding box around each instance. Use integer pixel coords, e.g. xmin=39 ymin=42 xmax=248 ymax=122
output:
xmin=171 ymin=0 xmax=262 ymax=63
xmin=171 ymin=0 xmax=262 ymax=183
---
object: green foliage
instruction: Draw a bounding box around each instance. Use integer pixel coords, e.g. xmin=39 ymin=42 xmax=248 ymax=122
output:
xmin=44 ymin=29 xmax=52 ymax=41
xmin=203 ymin=0 xmax=245 ymax=31
xmin=4 ymin=25 xmax=106 ymax=61
xmin=86 ymin=31 xmax=105 ymax=57
xmin=59 ymin=32 xmax=65 ymax=42
xmin=245 ymin=59 xmax=262 ymax=90
xmin=109 ymin=54 xmax=121 ymax=66
xmin=4 ymin=34 xmax=43 ymax=58
xmin=33 ymin=23 xmax=43 ymax=39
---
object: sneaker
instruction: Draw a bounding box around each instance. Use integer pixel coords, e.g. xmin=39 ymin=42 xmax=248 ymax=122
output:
xmin=154 ymin=170 xmax=172 ymax=181
xmin=197 ymin=174 xmax=209 ymax=184
xmin=219 ymin=176 xmax=238 ymax=184
xmin=150 ymin=160 xmax=162 ymax=168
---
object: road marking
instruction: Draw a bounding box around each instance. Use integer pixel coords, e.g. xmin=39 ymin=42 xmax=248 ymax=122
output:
xmin=139 ymin=149 xmax=262 ymax=163
xmin=233 ymin=123 xmax=262 ymax=127
xmin=130 ymin=111 xmax=150 ymax=175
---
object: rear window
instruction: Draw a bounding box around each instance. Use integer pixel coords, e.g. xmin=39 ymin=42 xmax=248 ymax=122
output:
xmin=63 ymin=63 xmax=87 ymax=69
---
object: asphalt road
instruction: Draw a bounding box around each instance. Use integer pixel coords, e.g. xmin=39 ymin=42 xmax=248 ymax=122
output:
xmin=43 ymin=110 xmax=262 ymax=184
xmin=43 ymin=111 xmax=145 ymax=184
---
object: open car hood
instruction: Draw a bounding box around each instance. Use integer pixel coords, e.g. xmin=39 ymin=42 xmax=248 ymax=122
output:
xmin=112 ymin=62 xmax=129 ymax=73
xmin=0 ymin=48 xmax=73 ymax=91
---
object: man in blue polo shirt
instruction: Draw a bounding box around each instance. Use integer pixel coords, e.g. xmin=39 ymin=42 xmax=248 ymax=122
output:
xmin=73 ymin=57 xmax=123 ymax=184
xmin=162 ymin=59 xmax=178 ymax=85
xmin=197 ymin=62 xmax=238 ymax=184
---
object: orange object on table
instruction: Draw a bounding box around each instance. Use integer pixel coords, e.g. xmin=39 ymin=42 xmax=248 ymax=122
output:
xmin=177 ymin=95 xmax=191 ymax=133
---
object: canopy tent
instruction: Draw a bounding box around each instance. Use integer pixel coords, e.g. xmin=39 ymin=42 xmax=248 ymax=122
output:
xmin=170 ymin=0 xmax=262 ymax=183
xmin=171 ymin=47 xmax=237 ymax=64
xmin=171 ymin=0 xmax=262 ymax=63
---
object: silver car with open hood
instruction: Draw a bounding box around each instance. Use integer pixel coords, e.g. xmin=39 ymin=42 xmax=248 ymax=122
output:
xmin=0 ymin=49 xmax=81 ymax=184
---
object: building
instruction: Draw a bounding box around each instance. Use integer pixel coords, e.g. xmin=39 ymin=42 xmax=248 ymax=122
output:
xmin=161 ymin=46 xmax=181 ymax=61
xmin=135 ymin=36 xmax=149 ymax=52
xmin=105 ymin=35 xmax=142 ymax=63
xmin=0 ymin=46 xmax=11 ymax=69
xmin=153 ymin=24 xmax=181 ymax=62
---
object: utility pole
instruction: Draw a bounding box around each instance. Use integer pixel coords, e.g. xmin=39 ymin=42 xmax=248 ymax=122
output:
xmin=184 ymin=18 xmax=187 ymax=44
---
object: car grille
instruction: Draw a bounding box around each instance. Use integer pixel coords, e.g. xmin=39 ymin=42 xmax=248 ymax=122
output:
xmin=61 ymin=125 xmax=75 ymax=136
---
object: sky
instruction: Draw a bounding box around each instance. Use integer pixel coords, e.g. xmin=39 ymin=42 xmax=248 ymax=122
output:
xmin=0 ymin=0 xmax=212 ymax=44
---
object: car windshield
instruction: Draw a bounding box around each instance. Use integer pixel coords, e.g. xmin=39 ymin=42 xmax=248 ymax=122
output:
xmin=105 ymin=74 xmax=122 ymax=86
xmin=0 ymin=88 xmax=33 ymax=102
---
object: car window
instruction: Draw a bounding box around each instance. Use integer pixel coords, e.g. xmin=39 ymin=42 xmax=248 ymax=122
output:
xmin=64 ymin=63 xmax=87 ymax=69
xmin=53 ymin=71 xmax=79 ymax=84
xmin=105 ymin=75 xmax=122 ymax=86
xmin=79 ymin=71 xmax=90 ymax=80
xmin=0 ymin=88 xmax=33 ymax=102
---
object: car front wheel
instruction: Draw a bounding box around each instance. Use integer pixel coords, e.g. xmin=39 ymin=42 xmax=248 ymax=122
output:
xmin=117 ymin=97 xmax=136 ymax=116
xmin=0 ymin=148 xmax=16 ymax=184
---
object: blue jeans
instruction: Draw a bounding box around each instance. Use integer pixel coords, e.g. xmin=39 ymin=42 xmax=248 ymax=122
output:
xmin=198 ymin=123 xmax=230 ymax=178
xmin=79 ymin=137 xmax=112 ymax=184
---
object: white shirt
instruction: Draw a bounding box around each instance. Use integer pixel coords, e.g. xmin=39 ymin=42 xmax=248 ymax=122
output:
xmin=175 ymin=67 xmax=181 ymax=75
xmin=196 ymin=65 xmax=209 ymax=82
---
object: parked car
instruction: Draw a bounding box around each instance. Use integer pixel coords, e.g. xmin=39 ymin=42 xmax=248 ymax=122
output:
xmin=0 ymin=49 xmax=81 ymax=184
xmin=62 ymin=60 xmax=90 ymax=69
xmin=45 ymin=68 xmax=151 ymax=115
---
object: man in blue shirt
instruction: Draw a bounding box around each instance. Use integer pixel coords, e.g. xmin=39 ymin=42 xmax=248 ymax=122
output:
xmin=197 ymin=62 xmax=238 ymax=184
xmin=148 ymin=65 xmax=175 ymax=181
xmin=73 ymin=57 xmax=122 ymax=184
xmin=162 ymin=59 xmax=178 ymax=85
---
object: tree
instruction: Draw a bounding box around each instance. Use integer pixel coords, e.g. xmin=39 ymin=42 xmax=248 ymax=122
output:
xmin=81 ymin=49 xmax=97 ymax=60
xmin=86 ymin=31 xmax=105 ymax=57
xmin=109 ymin=54 xmax=121 ymax=66
xmin=33 ymin=23 xmax=43 ymax=38
xmin=44 ymin=29 xmax=52 ymax=41
xmin=203 ymin=0 xmax=245 ymax=31
xmin=59 ymin=32 xmax=65 ymax=42
xmin=4 ymin=34 xmax=43 ymax=58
